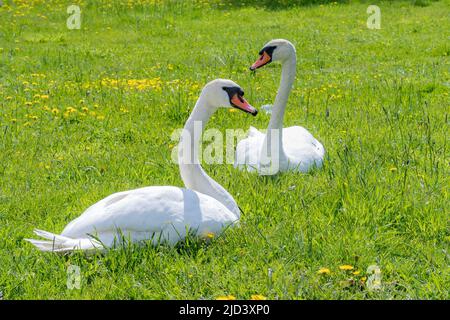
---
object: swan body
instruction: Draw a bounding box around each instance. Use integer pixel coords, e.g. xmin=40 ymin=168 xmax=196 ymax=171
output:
xmin=235 ymin=39 xmax=325 ymax=174
xmin=26 ymin=79 xmax=257 ymax=253
xmin=236 ymin=125 xmax=325 ymax=173
xmin=30 ymin=187 xmax=237 ymax=252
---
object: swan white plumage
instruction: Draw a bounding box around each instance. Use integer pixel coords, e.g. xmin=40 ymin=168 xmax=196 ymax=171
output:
xmin=26 ymin=79 xmax=257 ymax=253
xmin=235 ymin=39 xmax=325 ymax=175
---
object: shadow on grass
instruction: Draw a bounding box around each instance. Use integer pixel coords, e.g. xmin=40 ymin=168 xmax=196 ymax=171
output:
xmin=219 ymin=0 xmax=348 ymax=10
xmin=217 ymin=0 xmax=437 ymax=10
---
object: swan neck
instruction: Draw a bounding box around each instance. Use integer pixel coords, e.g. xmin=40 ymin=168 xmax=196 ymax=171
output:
xmin=269 ymin=55 xmax=296 ymax=131
xmin=178 ymin=95 xmax=240 ymax=218
xmin=261 ymin=55 xmax=296 ymax=171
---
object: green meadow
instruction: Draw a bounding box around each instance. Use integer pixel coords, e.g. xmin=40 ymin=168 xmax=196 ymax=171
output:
xmin=0 ymin=0 xmax=448 ymax=299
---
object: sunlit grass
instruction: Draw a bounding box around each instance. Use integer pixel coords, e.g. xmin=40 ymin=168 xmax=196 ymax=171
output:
xmin=0 ymin=0 xmax=448 ymax=299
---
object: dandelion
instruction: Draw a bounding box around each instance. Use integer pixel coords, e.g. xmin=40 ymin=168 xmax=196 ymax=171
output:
xmin=24 ymin=101 xmax=32 ymax=106
xmin=339 ymin=265 xmax=354 ymax=271
xmin=250 ymin=294 xmax=266 ymax=300
xmin=66 ymin=107 xmax=77 ymax=114
xmin=317 ymin=267 xmax=331 ymax=275
xmin=389 ymin=167 xmax=397 ymax=172
xmin=51 ymin=108 xmax=59 ymax=115
xmin=97 ymin=115 xmax=105 ymax=120
xmin=228 ymin=109 xmax=236 ymax=113
xmin=40 ymin=95 xmax=49 ymax=99
xmin=216 ymin=295 xmax=236 ymax=300
xmin=206 ymin=232 xmax=215 ymax=239
xmin=353 ymin=270 xmax=361 ymax=275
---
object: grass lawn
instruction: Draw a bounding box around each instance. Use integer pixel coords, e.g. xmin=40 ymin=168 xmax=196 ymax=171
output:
xmin=0 ymin=0 xmax=449 ymax=299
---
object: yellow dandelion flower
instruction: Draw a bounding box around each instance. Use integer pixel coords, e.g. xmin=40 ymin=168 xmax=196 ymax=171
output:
xmin=228 ymin=109 xmax=236 ymax=113
xmin=216 ymin=295 xmax=236 ymax=300
xmin=339 ymin=265 xmax=354 ymax=271
xmin=24 ymin=101 xmax=32 ymax=106
xmin=10 ymin=118 xmax=17 ymax=123
xmin=250 ymin=294 xmax=266 ymax=300
xmin=317 ymin=267 xmax=331 ymax=275
xmin=81 ymin=107 xmax=89 ymax=113
xmin=51 ymin=108 xmax=59 ymax=115
xmin=97 ymin=115 xmax=105 ymax=120
xmin=6 ymin=96 xmax=12 ymax=100
xmin=353 ymin=270 xmax=361 ymax=275
xmin=206 ymin=232 xmax=215 ymax=239
xmin=389 ymin=167 xmax=397 ymax=172
xmin=40 ymin=95 xmax=49 ymax=99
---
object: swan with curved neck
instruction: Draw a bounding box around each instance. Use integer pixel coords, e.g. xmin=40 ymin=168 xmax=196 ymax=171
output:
xmin=26 ymin=79 xmax=257 ymax=253
xmin=235 ymin=39 xmax=325 ymax=174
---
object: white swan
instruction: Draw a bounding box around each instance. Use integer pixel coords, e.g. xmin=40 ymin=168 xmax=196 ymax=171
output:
xmin=26 ymin=79 xmax=257 ymax=253
xmin=235 ymin=39 xmax=325 ymax=175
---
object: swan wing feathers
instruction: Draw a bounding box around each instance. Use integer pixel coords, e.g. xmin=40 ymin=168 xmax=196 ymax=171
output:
xmin=234 ymin=132 xmax=263 ymax=171
xmin=61 ymin=186 xmax=237 ymax=241
xmin=248 ymin=126 xmax=263 ymax=138
xmin=283 ymin=126 xmax=325 ymax=157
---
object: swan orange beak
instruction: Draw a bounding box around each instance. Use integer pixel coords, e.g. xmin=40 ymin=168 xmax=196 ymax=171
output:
xmin=231 ymin=95 xmax=258 ymax=116
xmin=250 ymin=51 xmax=272 ymax=71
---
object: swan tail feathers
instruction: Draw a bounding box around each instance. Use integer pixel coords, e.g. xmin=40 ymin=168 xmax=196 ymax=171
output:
xmin=25 ymin=229 xmax=103 ymax=253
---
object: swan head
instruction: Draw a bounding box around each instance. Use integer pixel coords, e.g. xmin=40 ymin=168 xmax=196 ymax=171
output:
xmin=201 ymin=79 xmax=258 ymax=116
xmin=250 ymin=39 xmax=296 ymax=70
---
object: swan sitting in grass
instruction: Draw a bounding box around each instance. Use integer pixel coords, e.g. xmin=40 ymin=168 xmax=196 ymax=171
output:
xmin=26 ymin=79 xmax=257 ymax=253
xmin=235 ymin=39 xmax=325 ymax=175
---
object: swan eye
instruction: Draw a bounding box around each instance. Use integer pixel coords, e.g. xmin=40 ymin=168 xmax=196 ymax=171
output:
xmin=222 ymin=86 xmax=242 ymax=101
xmin=259 ymin=45 xmax=277 ymax=58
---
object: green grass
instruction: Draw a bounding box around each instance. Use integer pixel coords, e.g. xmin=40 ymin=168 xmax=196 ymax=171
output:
xmin=0 ymin=0 xmax=449 ymax=299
